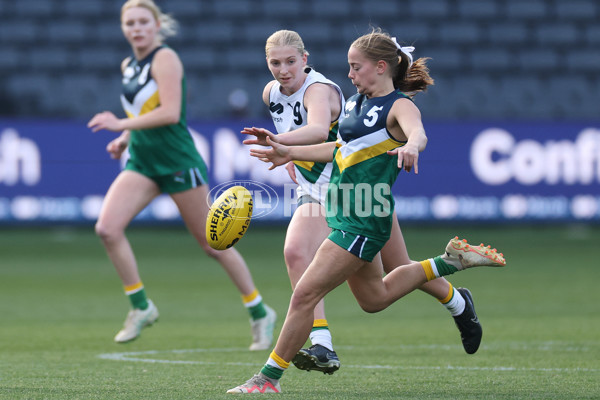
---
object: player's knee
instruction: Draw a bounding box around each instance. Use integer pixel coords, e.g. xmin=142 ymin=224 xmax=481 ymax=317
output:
xmin=188 ymin=229 xmax=220 ymax=258
xmin=199 ymin=240 xmax=221 ymax=259
xmin=284 ymin=244 xmax=311 ymax=273
xmin=95 ymin=220 xmax=121 ymax=243
xmin=289 ymin=286 xmax=317 ymax=311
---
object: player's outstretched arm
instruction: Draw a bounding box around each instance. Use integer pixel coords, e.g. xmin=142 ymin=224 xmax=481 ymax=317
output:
xmin=250 ymin=138 xmax=335 ymax=170
xmin=241 ymin=127 xmax=278 ymax=146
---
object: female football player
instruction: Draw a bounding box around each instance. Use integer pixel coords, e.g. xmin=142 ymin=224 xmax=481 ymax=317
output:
xmin=240 ymin=29 xmax=488 ymax=376
xmin=229 ymin=29 xmax=506 ymax=393
xmin=87 ymin=0 xmax=275 ymax=349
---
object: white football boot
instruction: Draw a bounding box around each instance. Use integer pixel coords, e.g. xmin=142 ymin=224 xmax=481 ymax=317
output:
xmin=249 ymin=305 xmax=276 ymax=351
xmin=227 ymin=373 xmax=281 ymax=394
xmin=441 ymin=237 xmax=506 ymax=270
xmin=114 ymin=299 xmax=159 ymax=343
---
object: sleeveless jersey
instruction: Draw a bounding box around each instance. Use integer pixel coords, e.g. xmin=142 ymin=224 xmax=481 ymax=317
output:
xmin=268 ymin=68 xmax=344 ymax=204
xmin=326 ymin=90 xmax=409 ymax=242
xmin=120 ymin=45 xmax=205 ymax=176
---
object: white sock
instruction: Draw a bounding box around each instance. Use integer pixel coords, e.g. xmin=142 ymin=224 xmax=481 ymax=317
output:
xmin=442 ymin=287 xmax=466 ymax=316
xmin=309 ymin=329 xmax=334 ymax=351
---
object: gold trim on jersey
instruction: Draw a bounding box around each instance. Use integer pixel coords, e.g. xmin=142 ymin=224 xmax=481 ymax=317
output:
xmin=293 ymin=160 xmax=315 ymax=171
xmin=139 ymin=90 xmax=160 ymax=116
xmin=334 ymin=129 xmax=404 ymax=173
xmin=293 ymin=120 xmax=338 ymax=172
xmin=121 ymin=80 xmax=159 ymax=118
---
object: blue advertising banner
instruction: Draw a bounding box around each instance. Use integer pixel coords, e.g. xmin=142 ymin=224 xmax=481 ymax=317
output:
xmin=0 ymin=119 xmax=599 ymax=223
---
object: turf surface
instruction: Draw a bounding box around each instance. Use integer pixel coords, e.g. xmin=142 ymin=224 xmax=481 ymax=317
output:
xmin=0 ymin=224 xmax=598 ymax=399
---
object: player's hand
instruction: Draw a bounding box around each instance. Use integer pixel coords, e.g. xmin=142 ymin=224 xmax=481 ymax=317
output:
xmin=88 ymin=111 xmax=125 ymax=133
xmin=388 ymin=144 xmax=419 ymax=173
xmin=285 ymin=161 xmax=298 ymax=184
xmin=249 ymin=136 xmax=291 ymax=170
xmin=241 ymin=127 xmax=278 ymax=146
xmin=106 ymin=135 xmax=128 ymax=159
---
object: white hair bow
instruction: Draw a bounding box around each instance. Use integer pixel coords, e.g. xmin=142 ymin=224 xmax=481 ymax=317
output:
xmin=392 ymin=37 xmax=414 ymax=68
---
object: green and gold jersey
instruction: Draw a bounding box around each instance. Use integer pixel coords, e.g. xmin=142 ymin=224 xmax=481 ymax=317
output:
xmin=326 ymin=90 xmax=409 ymax=241
xmin=120 ymin=45 xmax=204 ymax=176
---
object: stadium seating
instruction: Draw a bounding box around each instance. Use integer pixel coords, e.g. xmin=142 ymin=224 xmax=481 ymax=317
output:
xmin=457 ymin=0 xmax=499 ymax=20
xmin=556 ymin=0 xmax=598 ymax=20
xmin=0 ymin=0 xmax=597 ymax=121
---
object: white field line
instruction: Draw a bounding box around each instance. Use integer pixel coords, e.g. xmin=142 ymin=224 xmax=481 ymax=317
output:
xmin=97 ymin=345 xmax=600 ymax=373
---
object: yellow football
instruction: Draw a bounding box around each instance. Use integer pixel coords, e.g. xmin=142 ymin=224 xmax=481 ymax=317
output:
xmin=206 ymin=186 xmax=253 ymax=250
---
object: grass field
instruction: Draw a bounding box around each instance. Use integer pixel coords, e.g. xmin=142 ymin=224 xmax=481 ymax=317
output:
xmin=0 ymin=223 xmax=598 ymax=399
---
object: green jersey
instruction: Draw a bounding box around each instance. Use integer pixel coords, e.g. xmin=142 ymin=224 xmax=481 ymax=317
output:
xmin=326 ymin=90 xmax=409 ymax=242
xmin=120 ymin=45 xmax=205 ymax=176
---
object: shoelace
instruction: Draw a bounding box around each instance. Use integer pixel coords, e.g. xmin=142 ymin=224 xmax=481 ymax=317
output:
xmin=245 ymin=374 xmax=267 ymax=386
xmin=251 ymin=322 xmax=261 ymax=340
xmin=123 ymin=310 xmax=137 ymax=325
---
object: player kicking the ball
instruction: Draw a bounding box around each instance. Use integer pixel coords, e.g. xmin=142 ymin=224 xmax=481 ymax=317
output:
xmin=240 ymin=29 xmax=488 ymax=378
xmin=227 ymin=29 xmax=507 ymax=394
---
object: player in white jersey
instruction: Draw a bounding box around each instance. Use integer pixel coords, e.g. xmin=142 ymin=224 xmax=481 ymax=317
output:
xmin=267 ymin=67 xmax=340 ymax=205
xmin=242 ymin=30 xmax=481 ymax=376
xmin=242 ymin=30 xmax=343 ymax=373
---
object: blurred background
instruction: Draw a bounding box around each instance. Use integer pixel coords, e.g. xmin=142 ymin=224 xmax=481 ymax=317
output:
xmin=0 ymin=0 xmax=599 ymax=224
xmin=1 ymin=5 xmax=599 ymax=398
xmin=1 ymin=0 xmax=599 ymax=120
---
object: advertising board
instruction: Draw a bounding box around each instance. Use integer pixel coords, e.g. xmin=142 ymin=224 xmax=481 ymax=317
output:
xmin=1 ymin=120 xmax=598 ymax=223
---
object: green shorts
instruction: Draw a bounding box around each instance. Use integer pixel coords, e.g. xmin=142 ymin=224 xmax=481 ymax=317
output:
xmin=327 ymin=228 xmax=386 ymax=262
xmin=125 ymin=161 xmax=209 ymax=194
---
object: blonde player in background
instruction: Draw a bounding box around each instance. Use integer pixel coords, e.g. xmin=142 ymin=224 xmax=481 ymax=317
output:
xmin=87 ymin=0 xmax=275 ymax=349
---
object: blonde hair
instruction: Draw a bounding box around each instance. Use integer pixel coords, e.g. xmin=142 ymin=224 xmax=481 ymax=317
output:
xmin=265 ymin=30 xmax=309 ymax=58
xmin=121 ymin=0 xmax=178 ymax=41
xmin=351 ymin=28 xmax=433 ymax=96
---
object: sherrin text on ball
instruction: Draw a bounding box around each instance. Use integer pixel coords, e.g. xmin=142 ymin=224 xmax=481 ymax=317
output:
xmin=206 ymin=186 xmax=253 ymax=250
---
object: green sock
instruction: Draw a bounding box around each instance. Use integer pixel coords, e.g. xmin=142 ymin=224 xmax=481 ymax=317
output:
xmin=433 ymin=256 xmax=459 ymax=277
xmin=261 ymin=364 xmax=283 ymax=380
xmin=249 ymin=302 xmax=267 ymax=320
xmin=128 ymin=288 xmax=148 ymax=310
